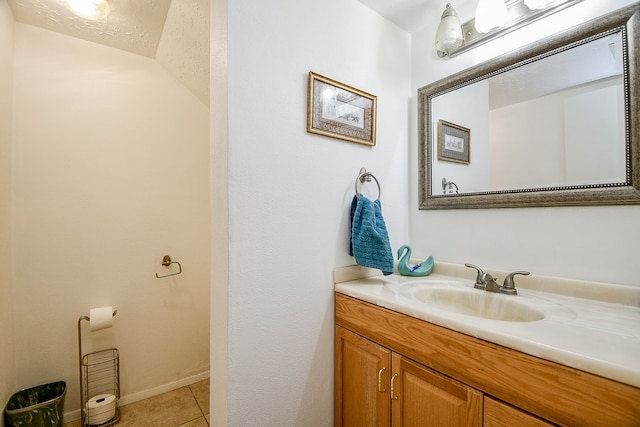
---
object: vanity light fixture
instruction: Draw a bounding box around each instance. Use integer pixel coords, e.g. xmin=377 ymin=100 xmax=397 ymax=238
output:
xmin=435 ymin=4 xmax=464 ymax=57
xmin=62 ymin=0 xmax=110 ymax=20
xmin=475 ymin=0 xmax=510 ymax=34
xmin=524 ymin=0 xmax=558 ymax=9
xmin=436 ymin=0 xmax=582 ymax=58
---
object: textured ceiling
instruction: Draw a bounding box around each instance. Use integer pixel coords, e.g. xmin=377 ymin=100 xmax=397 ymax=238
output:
xmin=156 ymin=0 xmax=209 ymax=105
xmin=7 ymin=0 xmax=210 ymax=105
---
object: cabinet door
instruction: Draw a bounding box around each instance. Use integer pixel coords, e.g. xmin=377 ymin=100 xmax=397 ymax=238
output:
xmin=391 ymin=353 xmax=482 ymax=427
xmin=484 ymin=397 xmax=556 ymax=427
xmin=336 ymin=326 xmax=391 ymax=427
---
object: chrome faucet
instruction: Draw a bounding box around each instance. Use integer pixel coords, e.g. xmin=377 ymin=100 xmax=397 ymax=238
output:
xmin=465 ymin=264 xmax=530 ymax=295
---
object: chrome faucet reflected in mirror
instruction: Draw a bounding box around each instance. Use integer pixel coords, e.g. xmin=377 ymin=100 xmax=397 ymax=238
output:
xmin=442 ymin=178 xmax=458 ymax=194
xmin=465 ymin=264 xmax=530 ymax=295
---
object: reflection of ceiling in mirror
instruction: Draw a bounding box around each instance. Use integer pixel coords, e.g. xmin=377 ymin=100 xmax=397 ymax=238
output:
xmin=489 ymin=32 xmax=623 ymax=109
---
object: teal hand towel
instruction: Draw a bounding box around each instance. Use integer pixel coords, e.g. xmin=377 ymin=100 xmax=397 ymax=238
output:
xmin=350 ymin=194 xmax=394 ymax=275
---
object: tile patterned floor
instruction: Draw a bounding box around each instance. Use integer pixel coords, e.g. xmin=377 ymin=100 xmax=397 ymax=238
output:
xmin=64 ymin=379 xmax=209 ymax=427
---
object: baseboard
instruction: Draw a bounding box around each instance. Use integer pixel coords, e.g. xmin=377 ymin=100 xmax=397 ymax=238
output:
xmin=64 ymin=370 xmax=210 ymax=423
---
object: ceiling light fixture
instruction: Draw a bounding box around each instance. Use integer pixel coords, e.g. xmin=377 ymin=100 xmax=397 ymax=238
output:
xmin=63 ymin=0 xmax=111 ymax=20
xmin=435 ymin=0 xmax=582 ymax=58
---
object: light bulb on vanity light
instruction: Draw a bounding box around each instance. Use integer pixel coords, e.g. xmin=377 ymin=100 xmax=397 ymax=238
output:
xmin=474 ymin=0 xmax=510 ymax=33
xmin=62 ymin=0 xmax=110 ymax=20
xmin=524 ymin=0 xmax=558 ymax=9
xmin=435 ymin=3 xmax=464 ymax=57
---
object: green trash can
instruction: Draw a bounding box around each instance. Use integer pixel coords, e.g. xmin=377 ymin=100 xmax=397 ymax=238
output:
xmin=4 ymin=381 xmax=66 ymax=427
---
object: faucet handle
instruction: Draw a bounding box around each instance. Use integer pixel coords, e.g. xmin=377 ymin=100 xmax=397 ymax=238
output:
xmin=501 ymin=271 xmax=530 ymax=295
xmin=465 ymin=264 xmax=486 ymax=290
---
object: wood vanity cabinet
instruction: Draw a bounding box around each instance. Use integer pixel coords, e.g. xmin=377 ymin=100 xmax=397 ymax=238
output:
xmin=335 ymin=293 xmax=640 ymax=427
xmin=483 ymin=397 xmax=554 ymax=427
xmin=335 ymin=326 xmax=390 ymax=426
xmin=336 ymin=326 xmax=482 ymax=426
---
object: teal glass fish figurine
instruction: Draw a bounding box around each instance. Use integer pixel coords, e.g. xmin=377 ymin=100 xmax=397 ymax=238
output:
xmin=397 ymin=245 xmax=434 ymax=276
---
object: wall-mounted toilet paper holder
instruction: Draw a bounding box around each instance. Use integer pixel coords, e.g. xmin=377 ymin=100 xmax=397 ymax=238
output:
xmin=155 ymin=255 xmax=182 ymax=278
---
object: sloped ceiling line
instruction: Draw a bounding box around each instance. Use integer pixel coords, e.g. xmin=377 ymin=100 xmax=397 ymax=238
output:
xmin=7 ymin=0 xmax=209 ymax=105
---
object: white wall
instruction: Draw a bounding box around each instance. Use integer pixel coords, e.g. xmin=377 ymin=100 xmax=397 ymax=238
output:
xmin=410 ymin=0 xmax=640 ymax=286
xmin=12 ymin=24 xmax=210 ymax=417
xmin=209 ymin=0 xmax=229 ymax=425
xmin=214 ymin=0 xmax=411 ymax=424
xmin=0 ymin=4 xmax=16 ymax=425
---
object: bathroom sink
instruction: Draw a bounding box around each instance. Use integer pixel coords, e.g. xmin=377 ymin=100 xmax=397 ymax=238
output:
xmin=403 ymin=285 xmax=545 ymax=322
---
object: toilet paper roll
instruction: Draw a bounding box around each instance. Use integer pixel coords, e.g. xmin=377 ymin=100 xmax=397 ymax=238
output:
xmin=89 ymin=306 xmax=114 ymax=331
xmin=86 ymin=393 xmax=117 ymax=425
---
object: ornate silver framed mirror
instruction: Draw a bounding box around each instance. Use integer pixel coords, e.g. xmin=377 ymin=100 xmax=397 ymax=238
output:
xmin=418 ymin=4 xmax=639 ymax=209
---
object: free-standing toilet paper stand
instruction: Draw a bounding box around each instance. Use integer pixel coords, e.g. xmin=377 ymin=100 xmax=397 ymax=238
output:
xmin=78 ymin=311 xmax=120 ymax=426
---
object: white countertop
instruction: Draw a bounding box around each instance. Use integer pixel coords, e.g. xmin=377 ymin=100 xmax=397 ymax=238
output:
xmin=334 ymin=265 xmax=640 ymax=388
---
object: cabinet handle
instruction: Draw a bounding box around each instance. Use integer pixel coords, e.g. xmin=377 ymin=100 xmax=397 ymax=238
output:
xmin=377 ymin=367 xmax=387 ymax=392
xmin=390 ymin=373 xmax=399 ymax=400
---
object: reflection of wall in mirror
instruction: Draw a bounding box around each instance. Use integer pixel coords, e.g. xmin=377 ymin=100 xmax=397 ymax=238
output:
xmin=431 ymin=81 xmax=489 ymax=195
xmin=490 ymin=96 xmax=564 ymax=191
xmin=564 ymin=78 xmax=625 ymax=185
xmin=490 ymin=76 xmax=625 ymax=190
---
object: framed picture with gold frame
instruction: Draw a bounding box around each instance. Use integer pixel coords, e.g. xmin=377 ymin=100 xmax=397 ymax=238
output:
xmin=438 ymin=120 xmax=470 ymax=164
xmin=307 ymin=72 xmax=377 ymax=146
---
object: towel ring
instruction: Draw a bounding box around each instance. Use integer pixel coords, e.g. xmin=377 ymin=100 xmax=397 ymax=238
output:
xmin=355 ymin=168 xmax=381 ymax=199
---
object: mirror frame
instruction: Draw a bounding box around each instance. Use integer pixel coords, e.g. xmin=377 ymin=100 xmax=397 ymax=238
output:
xmin=418 ymin=4 xmax=640 ymax=209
